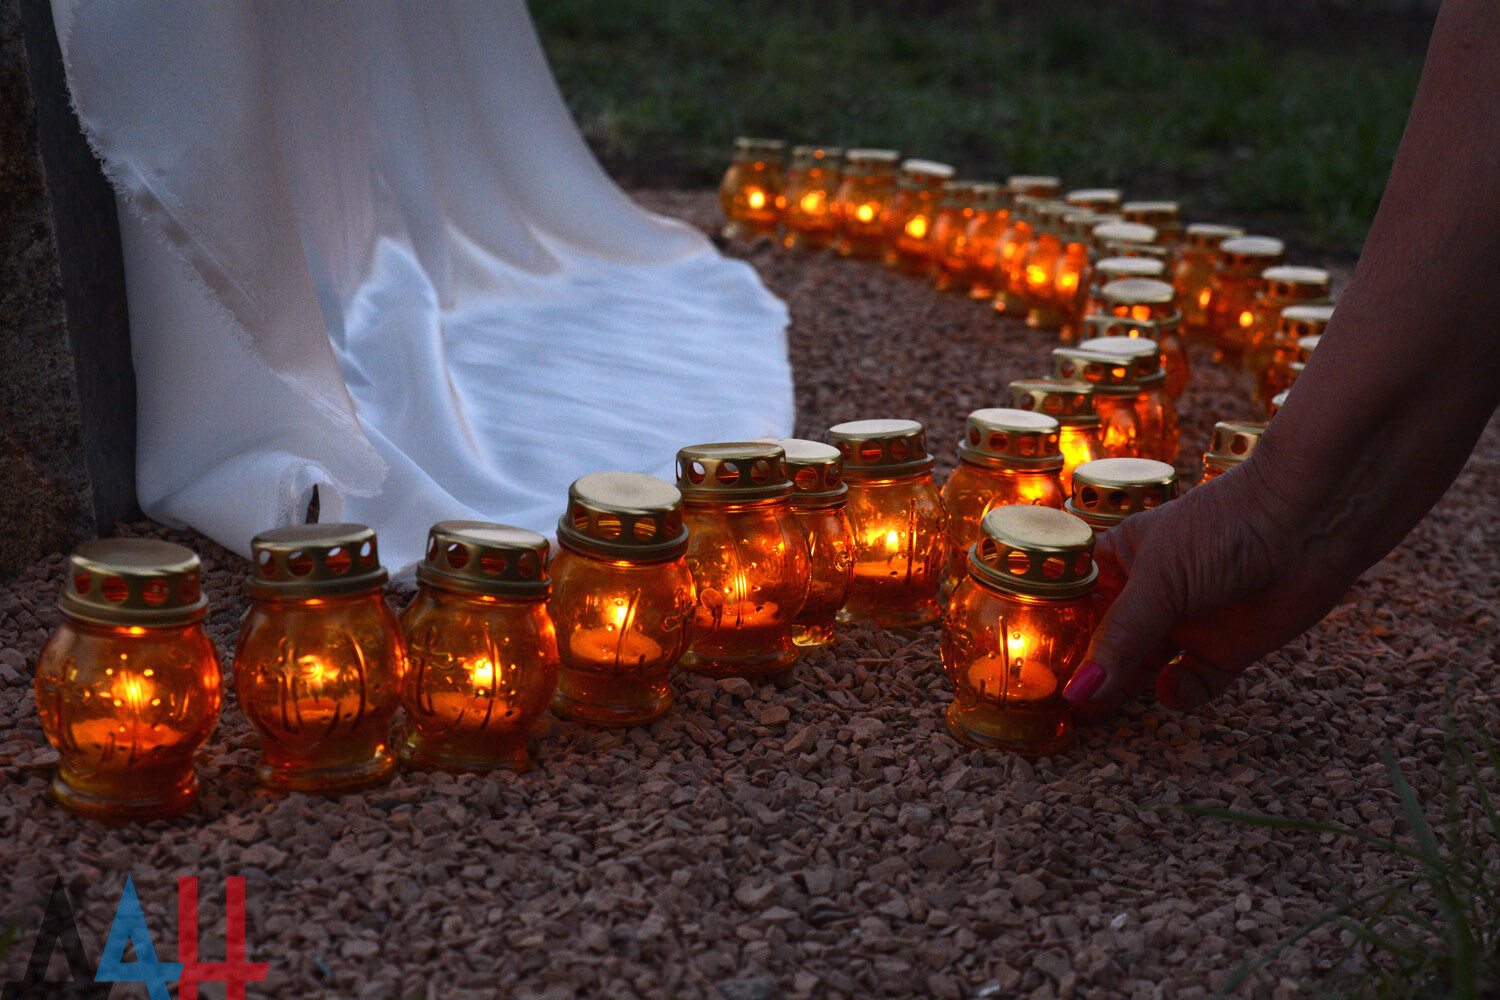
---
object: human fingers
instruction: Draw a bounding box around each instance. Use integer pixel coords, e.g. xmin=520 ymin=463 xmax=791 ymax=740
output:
xmin=1155 ymin=649 xmax=1243 ymax=712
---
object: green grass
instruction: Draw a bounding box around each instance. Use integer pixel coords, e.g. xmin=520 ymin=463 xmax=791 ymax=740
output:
xmin=1178 ymin=711 xmax=1500 ymax=998
xmin=533 ymin=0 xmax=1426 ymax=254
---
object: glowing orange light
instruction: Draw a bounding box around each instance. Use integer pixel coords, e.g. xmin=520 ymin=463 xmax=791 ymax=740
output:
xmin=469 ymin=657 xmax=496 ymax=695
xmin=1239 ymin=310 xmax=1255 ymax=328
xmin=111 ymin=674 xmax=154 ymax=711
xmin=800 ymin=191 xmax=825 ymax=214
xmin=1026 ymin=265 xmax=1049 ymax=288
xmin=884 ymin=530 xmax=901 ymax=552
xmin=1056 ymin=272 xmax=1079 ymax=294
xmin=747 ymin=189 xmax=767 ymax=211
xmin=1130 ymin=305 xmax=1152 ymax=321
xmin=1198 ymin=287 xmax=1212 ymax=308
xmin=905 ymin=216 xmax=929 ymax=239
xmin=856 ymin=203 xmax=877 ymax=223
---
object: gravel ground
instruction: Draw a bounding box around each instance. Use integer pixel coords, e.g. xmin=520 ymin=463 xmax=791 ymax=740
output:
xmin=1 ymin=191 xmax=1496 ymax=999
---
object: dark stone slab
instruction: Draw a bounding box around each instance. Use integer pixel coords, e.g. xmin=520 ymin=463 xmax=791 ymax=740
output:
xmin=0 ymin=0 xmax=138 ymax=577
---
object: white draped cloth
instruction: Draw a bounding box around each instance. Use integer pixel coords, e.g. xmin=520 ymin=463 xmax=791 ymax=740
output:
xmin=51 ymin=0 xmax=793 ymax=571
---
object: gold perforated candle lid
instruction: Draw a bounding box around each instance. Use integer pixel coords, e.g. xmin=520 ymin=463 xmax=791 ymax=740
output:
xmin=939 ymin=180 xmax=982 ymax=208
xmin=418 ymin=521 xmax=550 ymax=598
xmin=1065 ymin=188 xmax=1122 ymax=212
xmin=60 ymin=538 xmax=207 ymax=627
xmin=972 ymin=181 xmax=1005 ymax=210
xmin=1280 ymin=302 xmax=1334 ymax=341
xmin=1204 ymin=421 xmax=1266 ymax=473
xmin=827 ymin=419 xmax=933 ymax=479
xmin=844 ymin=148 xmax=900 ymax=174
xmin=676 ymin=442 xmax=793 ymax=503
xmin=1297 ymin=335 xmax=1321 ymax=362
xmin=1185 ymin=223 xmax=1244 ymax=250
xmin=733 ymin=137 xmax=786 ymax=160
xmin=1261 ymin=265 xmax=1331 ymax=298
xmin=1007 ymin=175 xmax=1061 ymax=198
xmin=898 ymin=159 xmax=955 ymax=187
xmin=968 ymin=505 xmax=1098 ymax=599
xmin=1121 ymin=200 xmax=1180 ymax=228
xmin=1102 ymin=277 xmax=1176 ymax=311
xmin=757 ymin=437 xmax=847 ymax=503
xmin=958 ymin=409 xmax=1063 ymax=470
xmin=559 ymin=472 xmax=688 ymax=562
xmin=1094 ymin=256 xmax=1167 ymax=282
xmin=1007 ymin=379 xmax=1100 ymax=428
xmin=249 ymin=523 xmax=388 ymax=600
xmin=1065 ymin=458 xmax=1179 ymax=528
xmin=1092 ymin=221 xmax=1158 ymax=250
xmin=1055 ymin=337 xmax=1163 ymax=393
xmin=1061 ymin=210 xmax=1102 ymax=242
xmin=1220 ymin=235 xmax=1286 ymax=270
xmin=790 ymin=144 xmax=842 ymax=167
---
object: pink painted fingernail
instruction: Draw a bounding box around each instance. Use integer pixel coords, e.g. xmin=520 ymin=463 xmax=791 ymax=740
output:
xmin=1063 ymin=661 xmax=1106 ymax=702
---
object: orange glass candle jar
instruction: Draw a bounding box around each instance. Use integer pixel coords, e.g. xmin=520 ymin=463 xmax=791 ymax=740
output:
xmin=719 ymin=137 xmax=786 ymax=240
xmin=932 ymin=181 xmax=982 ymax=293
xmin=833 ymin=148 xmax=900 ymax=259
xmin=828 ymin=419 xmax=948 ymax=628
xmin=1055 ymin=337 xmax=1180 ymax=463
xmin=1016 ymin=202 xmax=1071 ymax=324
xmin=960 ymin=182 xmax=1007 ymax=299
xmin=1174 ymin=223 xmax=1244 ymax=338
xmin=941 ymin=408 xmax=1065 ymax=594
xmin=1243 ymin=266 xmax=1332 ymax=376
xmin=34 ymin=540 xmax=220 ymax=820
xmin=1066 ymin=457 xmax=1180 ymax=535
xmin=883 ymin=159 xmax=956 ymax=275
xmin=993 ymin=175 xmax=1061 ymax=314
xmin=942 ymin=505 xmax=1098 ymax=756
xmin=1008 ymin=379 xmax=1107 ymax=494
xmin=235 ymin=524 xmax=405 ymax=793
xmin=759 ymin=438 xmax=854 ymax=647
xmin=398 ymin=522 xmax=558 ymax=772
xmin=783 ymin=144 xmax=843 ymax=250
xmin=1199 ymin=420 xmax=1266 ymax=485
xmin=676 ymin=443 xmax=810 ymax=677
xmin=1121 ymin=200 xmax=1182 ymax=246
xmin=1065 ymin=187 xmax=1122 ymax=214
xmin=1032 ymin=210 xmax=1098 ymax=332
xmin=1258 ymin=303 xmax=1333 ymax=413
xmin=1088 ymin=277 xmax=1190 ymax=399
xmin=550 ymin=473 xmax=694 ymax=726
xmin=1204 ymin=235 xmax=1286 ymax=365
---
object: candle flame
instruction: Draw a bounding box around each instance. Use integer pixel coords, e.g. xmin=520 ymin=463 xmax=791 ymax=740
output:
xmin=1056 ymin=271 xmax=1079 ymax=294
xmin=111 ymin=674 xmax=154 ymax=711
xmin=611 ymin=599 xmax=630 ymax=628
xmin=469 ymin=657 xmax=496 ymax=694
xmin=1130 ymin=305 xmax=1152 ymax=321
xmin=1025 ymin=264 xmax=1049 ymax=289
xmin=855 ymin=203 xmax=877 ymax=223
xmin=747 ymin=189 xmax=767 ymax=211
xmin=1239 ymin=309 xmax=1255 ymax=328
xmin=884 ymin=530 xmax=901 ymax=552
xmin=1198 ymin=287 xmax=1212 ymax=308
xmin=800 ymin=191 xmax=825 ymax=214
xmin=905 ymin=216 xmax=929 ymax=239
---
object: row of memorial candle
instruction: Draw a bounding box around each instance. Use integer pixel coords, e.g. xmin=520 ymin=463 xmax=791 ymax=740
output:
xmin=34 ymin=358 xmax=1276 ymax=823
xmin=719 ymin=138 xmax=1335 ymax=416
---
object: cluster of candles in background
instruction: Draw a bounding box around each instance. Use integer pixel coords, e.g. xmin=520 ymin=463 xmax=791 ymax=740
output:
xmin=28 ymin=139 xmax=1337 ymax=824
